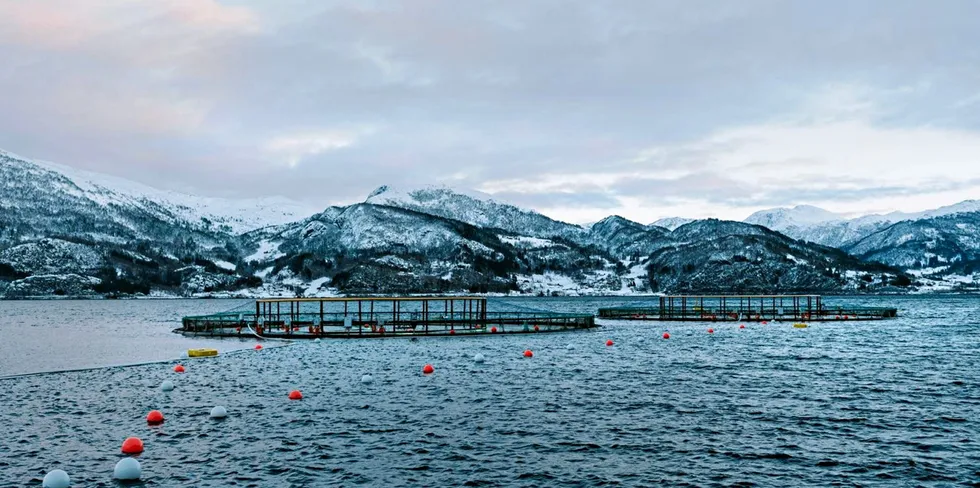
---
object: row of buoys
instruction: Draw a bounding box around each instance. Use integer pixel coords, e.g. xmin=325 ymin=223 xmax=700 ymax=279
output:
xmin=48 ymin=344 xmax=272 ymax=486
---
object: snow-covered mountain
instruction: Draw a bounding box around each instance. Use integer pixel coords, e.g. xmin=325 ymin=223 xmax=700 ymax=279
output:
xmin=365 ymin=185 xmax=583 ymax=240
xmin=646 ymin=219 xmax=905 ymax=293
xmin=0 ymin=147 xmax=962 ymax=296
xmin=744 ymin=202 xmax=980 ymax=248
xmin=1 ymin=149 xmax=316 ymax=235
xmin=239 ymin=202 xmax=617 ymax=295
xmin=846 ymin=212 xmax=980 ymax=270
xmin=649 ymin=217 xmax=694 ymax=231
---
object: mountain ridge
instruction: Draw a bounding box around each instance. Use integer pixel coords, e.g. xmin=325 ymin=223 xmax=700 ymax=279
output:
xmin=0 ymin=148 xmax=974 ymax=296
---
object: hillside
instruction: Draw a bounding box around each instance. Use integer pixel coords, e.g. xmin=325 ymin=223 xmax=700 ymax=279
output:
xmin=0 ymin=148 xmax=962 ymax=297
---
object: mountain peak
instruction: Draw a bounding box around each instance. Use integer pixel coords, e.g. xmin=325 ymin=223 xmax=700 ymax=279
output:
xmin=745 ymin=205 xmax=842 ymax=228
xmin=649 ymin=217 xmax=694 ymax=230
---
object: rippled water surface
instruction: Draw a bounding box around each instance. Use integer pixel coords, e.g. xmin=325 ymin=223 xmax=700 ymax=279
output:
xmin=2 ymin=296 xmax=979 ymax=486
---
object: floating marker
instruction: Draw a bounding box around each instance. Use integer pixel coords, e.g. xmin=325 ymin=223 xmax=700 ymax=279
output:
xmin=42 ymin=469 xmax=70 ymax=488
xmin=566 ymin=344 xmax=575 ymax=350
xmin=606 ymin=339 xmax=614 ymax=347
xmin=533 ymin=325 xmax=540 ymax=332
xmin=173 ymin=365 xmax=185 ymax=373
xmin=288 ymin=390 xmax=303 ymax=400
xmin=449 ymin=329 xmax=456 ymax=335
xmin=662 ymin=332 xmax=670 ymax=339
xmin=146 ymin=410 xmax=164 ymax=425
xmin=255 ymin=344 xmax=263 ymax=350
xmin=314 ymin=338 xmax=321 ymax=342
xmin=490 ymin=327 xmax=498 ymax=333
xmin=708 ymin=328 xmax=714 ymax=334
xmin=113 ymin=458 xmax=141 ymax=480
xmin=739 ymin=324 xmax=746 ymax=329
xmin=761 ymin=321 xmax=769 ymax=325
xmin=474 ymin=353 xmax=486 ymax=363
xmin=210 ymin=406 xmax=228 ymax=419
xmin=361 ymin=374 xmax=374 ymax=384
xmin=422 ymin=364 xmax=435 ymax=374
xmin=160 ymin=380 xmax=174 ymax=392
xmin=121 ymin=437 xmax=144 ymax=455
xmin=523 ymin=350 xmax=533 ymax=358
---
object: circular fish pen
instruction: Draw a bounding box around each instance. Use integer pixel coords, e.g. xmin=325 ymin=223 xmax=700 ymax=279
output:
xmin=598 ymin=295 xmax=898 ymax=322
xmin=178 ymin=296 xmax=596 ymax=339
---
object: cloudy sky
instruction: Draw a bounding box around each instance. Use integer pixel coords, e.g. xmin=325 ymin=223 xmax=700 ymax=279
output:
xmin=2 ymin=0 xmax=979 ymax=224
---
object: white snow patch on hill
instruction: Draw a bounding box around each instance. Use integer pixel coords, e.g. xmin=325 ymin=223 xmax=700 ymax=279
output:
xmin=246 ymin=240 xmax=284 ymax=262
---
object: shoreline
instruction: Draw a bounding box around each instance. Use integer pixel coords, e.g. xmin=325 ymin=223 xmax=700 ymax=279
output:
xmin=2 ymin=290 xmax=979 ymax=300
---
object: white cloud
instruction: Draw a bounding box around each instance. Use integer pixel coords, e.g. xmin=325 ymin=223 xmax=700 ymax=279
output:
xmin=263 ymin=128 xmax=372 ymax=167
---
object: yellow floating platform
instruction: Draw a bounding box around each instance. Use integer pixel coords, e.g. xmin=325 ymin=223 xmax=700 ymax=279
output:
xmin=792 ymin=323 xmax=808 ymax=328
xmin=188 ymin=348 xmax=218 ymax=357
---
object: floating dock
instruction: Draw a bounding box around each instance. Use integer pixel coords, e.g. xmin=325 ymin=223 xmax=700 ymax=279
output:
xmin=179 ymin=296 xmax=596 ymax=339
xmin=597 ymin=295 xmax=897 ymax=322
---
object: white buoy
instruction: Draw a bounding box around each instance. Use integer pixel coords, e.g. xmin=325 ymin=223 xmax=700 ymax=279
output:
xmin=42 ymin=469 xmax=70 ymax=488
xmin=314 ymin=338 xmax=321 ymax=343
xmin=210 ymin=406 xmax=228 ymax=419
xmin=113 ymin=458 xmax=141 ymax=480
xmin=566 ymin=344 xmax=575 ymax=350
xmin=361 ymin=374 xmax=374 ymax=384
xmin=160 ymin=380 xmax=175 ymax=392
xmin=474 ymin=353 xmax=486 ymax=363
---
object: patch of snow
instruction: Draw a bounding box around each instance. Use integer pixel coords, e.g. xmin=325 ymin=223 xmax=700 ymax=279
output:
xmin=499 ymin=235 xmax=556 ymax=248
xmin=246 ymin=240 xmax=284 ymax=262
xmin=214 ymin=260 xmax=236 ymax=271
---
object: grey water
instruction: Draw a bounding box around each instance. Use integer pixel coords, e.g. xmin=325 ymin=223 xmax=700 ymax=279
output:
xmin=1 ymin=295 xmax=979 ymax=486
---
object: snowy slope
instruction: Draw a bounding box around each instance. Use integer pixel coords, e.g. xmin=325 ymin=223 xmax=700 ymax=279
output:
xmin=743 ymin=202 xmax=980 ymax=248
xmin=365 ymin=185 xmax=584 ymax=239
xmin=649 ymin=217 xmax=694 ymax=231
xmin=1 ymin=149 xmax=317 ymax=234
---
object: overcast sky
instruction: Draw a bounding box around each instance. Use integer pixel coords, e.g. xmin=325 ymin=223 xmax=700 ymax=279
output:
xmin=2 ymin=0 xmax=979 ymax=224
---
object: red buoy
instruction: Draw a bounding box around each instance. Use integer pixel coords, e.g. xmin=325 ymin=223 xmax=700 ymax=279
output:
xmin=533 ymin=325 xmax=540 ymax=332
xmin=523 ymin=349 xmax=533 ymax=358
xmin=173 ymin=365 xmax=185 ymax=373
xmin=254 ymin=344 xmax=263 ymax=350
xmin=761 ymin=321 xmax=768 ymax=325
xmin=707 ymin=328 xmax=714 ymax=334
xmin=662 ymin=332 xmax=670 ymax=339
xmin=606 ymin=339 xmax=614 ymax=346
xmin=146 ymin=410 xmax=164 ymax=425
xmin=739 ymin=324 xmax=746 ymax=329
xmin=422 ymin=364 xmax=435 ymax=374
xmin=490 ymin=327 xmax=498 ymax=333
xmin=121 ymin=437 xmax=144 ymax=455
xmin=449 ymin=329 xmax=456 ymax=335
xmin=288 ymin=390 xmax=303 ymax=400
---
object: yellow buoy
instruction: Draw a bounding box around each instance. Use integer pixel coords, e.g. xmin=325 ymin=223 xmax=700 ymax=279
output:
xmin=188 ymin=348 xmax=218 ymax=357
xmin=792 ymin=323 xmax=808 ymax=329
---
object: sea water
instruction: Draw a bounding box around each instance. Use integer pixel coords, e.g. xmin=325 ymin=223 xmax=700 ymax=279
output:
xmin=1 ymin=296 xmax=978 ymax=486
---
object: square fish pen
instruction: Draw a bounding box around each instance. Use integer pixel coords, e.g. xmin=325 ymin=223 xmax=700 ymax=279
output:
xmin=597 ymin=295 xmax=898 ymax=322
xmin=179 ymin=296 xmax=597 ymax=338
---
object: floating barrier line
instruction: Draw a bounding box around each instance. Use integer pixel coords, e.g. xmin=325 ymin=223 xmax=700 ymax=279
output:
xmin=0 ymin=344 xmax=293 ymax=381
